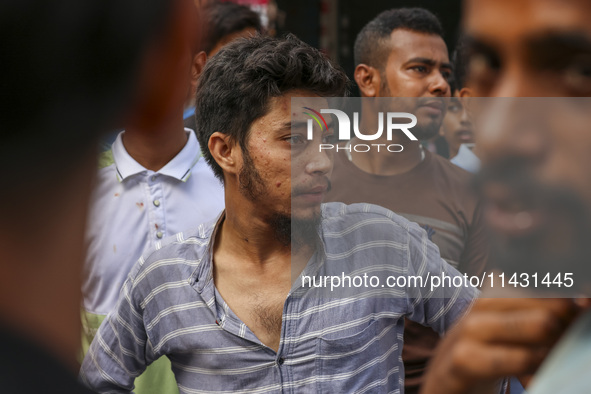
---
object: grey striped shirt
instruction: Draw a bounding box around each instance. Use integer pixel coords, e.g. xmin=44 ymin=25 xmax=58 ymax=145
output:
xmin=80 ymin=202 xmax=478 ymax=393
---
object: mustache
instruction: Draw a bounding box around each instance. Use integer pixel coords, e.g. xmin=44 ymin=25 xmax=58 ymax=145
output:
xmin=416 ymin=97 xmax=446 ymax=108
xmin=291 ymin=177 xmax=332 ymax=196
xmin=474 ymin=156 xmax=585 ymax=213
xmin=477 ymin=156 xmax=591 ymax=294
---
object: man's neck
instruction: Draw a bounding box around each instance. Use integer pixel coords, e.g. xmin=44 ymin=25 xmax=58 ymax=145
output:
xmin=223 ymin=211 xmax=288 ymax=262
xmin=122 ymin=113 xmax=188 ymax=172
xmin=349 ymin=110 xmax=424 ymax=176
xmin=216 ymin=191 xmax=315 ymax=278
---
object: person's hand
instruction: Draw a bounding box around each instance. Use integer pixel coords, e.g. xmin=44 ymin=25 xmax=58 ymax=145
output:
xmin=420 ymin=297 xmax=583 ymax=394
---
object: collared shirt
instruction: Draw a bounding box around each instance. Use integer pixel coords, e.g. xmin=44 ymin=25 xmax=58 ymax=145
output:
xmin=82 ymin=129 xmax=224 ymax=316
xmin=81 ymin=203 xmax=478 ymax=394
xmin=450 ymin=143 xmax=481 ymax=174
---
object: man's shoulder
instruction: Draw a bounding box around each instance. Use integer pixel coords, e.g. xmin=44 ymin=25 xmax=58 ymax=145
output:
xmin=126 ymin=222 xmax=215 ymax=288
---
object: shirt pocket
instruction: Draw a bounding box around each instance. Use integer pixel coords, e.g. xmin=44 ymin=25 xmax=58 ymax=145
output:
xmin=315 ymin=319 xmax=391 ymax=393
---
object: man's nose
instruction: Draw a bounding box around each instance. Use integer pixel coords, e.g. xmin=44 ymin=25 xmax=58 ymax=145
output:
xmin=460 ymin=106 xmax=472 ymax=124
xmin=429 ymin=71 xmax=451 ymax=97
xmin=305 ymin=144 xmax=333 ymax=175
xmin=478 ymin=98 xmax=549 ymax=166
xmin=491 ymin=60 xmax=555 ymax=97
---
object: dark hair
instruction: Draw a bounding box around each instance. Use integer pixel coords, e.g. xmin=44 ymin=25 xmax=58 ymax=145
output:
xmin=0 ymin=0 xmax=172 ymax=189
xmin=201 ymin=2 xmax=262 ymax=55
xmin=452 ymin=35 xmax=470 ymax=91
xmin=354 ymin=7 xmax=444 ymax=70
xmin=195 ymin=34 xmax=349 ymax=182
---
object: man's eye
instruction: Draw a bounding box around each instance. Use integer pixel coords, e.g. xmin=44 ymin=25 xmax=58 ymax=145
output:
xmin=286 ymin=135 xmax=305 ymax=145
xmin=447 ymin=104 xmax=462 ymax=112
xmin=411 ymin=65 xmax=429 ymax=74
xmin=322 ymin=134 xmax=336 ymax=144
xmin=441 ymin=70 xmax=452 ymax=81
xmin=564 ymin=57 xmax=591 ymax=94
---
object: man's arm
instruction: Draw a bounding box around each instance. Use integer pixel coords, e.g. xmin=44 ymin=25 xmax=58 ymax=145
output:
xmin=80 ymin=271 xmax=152 ymax=393
xmin=404 ymin=222 xmax=479 ymax=334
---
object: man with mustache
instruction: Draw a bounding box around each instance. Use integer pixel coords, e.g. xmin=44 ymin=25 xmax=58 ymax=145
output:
xmin=421 ymin=0 xmax=591 ymax=393
xmin=80 ymin=34 xmax=478 ymax=393
xmin=324 ymin=8 xmax=487 ymax=393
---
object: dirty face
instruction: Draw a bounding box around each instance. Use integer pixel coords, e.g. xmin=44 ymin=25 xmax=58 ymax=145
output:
xmin=239 ymin=91 xmax=333 ymax=226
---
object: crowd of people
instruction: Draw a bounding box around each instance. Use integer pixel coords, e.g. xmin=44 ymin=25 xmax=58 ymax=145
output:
xmin=2 ymin=0 xmax=591 ymax=393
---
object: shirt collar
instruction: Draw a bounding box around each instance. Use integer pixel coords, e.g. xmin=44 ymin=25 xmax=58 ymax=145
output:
xmin=192 ymin=210 xmax=328 ymax=300
xmin=112 ymin=129 xmax=202 ymax=182
xmin=194 ymin=211 xmax=226 ymax=293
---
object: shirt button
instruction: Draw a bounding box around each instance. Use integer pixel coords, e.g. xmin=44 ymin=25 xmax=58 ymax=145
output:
xmin=156 ymin=231 xmax=163 ymax=239
xmin=153 ymin=200 xmax=160 ymax=207
xmin=151 ymin=175 xmax=156 ymax=182
xmin=278 ymin=357 xmax=285 ymax=365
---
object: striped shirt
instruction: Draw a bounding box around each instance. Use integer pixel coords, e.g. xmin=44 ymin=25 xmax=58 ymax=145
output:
xmin=80 ymin=203 xmax=478 ymax=393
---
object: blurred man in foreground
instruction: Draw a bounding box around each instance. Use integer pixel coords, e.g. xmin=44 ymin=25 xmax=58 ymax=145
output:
xmin=0 ymin=0 xmax=186 ymax=392
xmin=422 ymin=0 xmax=591 ymax=392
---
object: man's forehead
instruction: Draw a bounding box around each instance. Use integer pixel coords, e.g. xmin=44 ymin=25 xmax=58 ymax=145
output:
xmin=464 ymin=0 xmax=591 ymax=43
xmin=284 ymin=95 xmax=330 ymax=123
xmin=387 ymin=29 xmax=449 ymax=62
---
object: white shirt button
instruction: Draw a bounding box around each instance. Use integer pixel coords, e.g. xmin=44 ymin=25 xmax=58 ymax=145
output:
xmin=153 ymin=200 xmax=161 ymax=207
xmin=156 ymin=231 xmax=163 ymax=239
xmin=151 ymin=175 xmax=156 ymax=182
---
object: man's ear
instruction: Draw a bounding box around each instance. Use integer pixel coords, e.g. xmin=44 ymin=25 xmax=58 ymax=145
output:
xmin=208 ymin=132 xmax=240 ymax=178
xmin=354 ymin=64 xmax=380 ymax=97
xmin=459 ymin=87 xmax=473 ymax=98
xmin=459 ymin=87 xmax=474 ymax=115
xmin=191 ymin=51 xmax=208 ymax=94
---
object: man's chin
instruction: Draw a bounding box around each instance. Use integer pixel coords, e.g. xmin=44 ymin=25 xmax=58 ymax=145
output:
xmin=488 ymin=199 xmax=591 ymax=295
xmin=411 ymin=120 xmax=441 ymax=141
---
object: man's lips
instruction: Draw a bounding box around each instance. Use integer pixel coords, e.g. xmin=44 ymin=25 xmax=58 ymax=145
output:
xmin=418 ymin=100 xmax=445 ymax=115
xmin=483 ymin=183 xmax=543 ymax=238
xmin=293 ymin=185 xmax=328 ymax=203
xmin=456 ymin=129 xmax=474 ymax=142
xmin=294 ymin=185 xmax=328 ymax=196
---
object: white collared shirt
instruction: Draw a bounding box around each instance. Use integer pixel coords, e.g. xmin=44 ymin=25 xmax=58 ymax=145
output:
xmin=83 ymin=129 xmax=224 ymax=315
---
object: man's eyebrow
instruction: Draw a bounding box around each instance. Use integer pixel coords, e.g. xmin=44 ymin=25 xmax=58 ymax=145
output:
xmin=404 ymin=57 xmax=453 ymax=70
xmin=288 ymin=121 xmax=306 ymax=130
xmin=289 ymin=120 xmax=334 ymax=129
xmin=527 ymin=31 xmax=591 ymax=66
